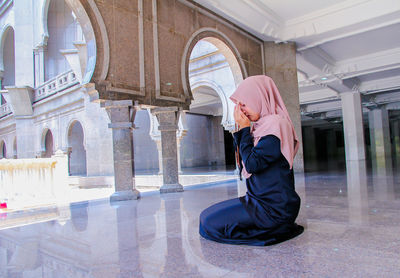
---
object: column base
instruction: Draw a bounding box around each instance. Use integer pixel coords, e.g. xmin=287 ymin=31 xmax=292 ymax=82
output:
xmin=160 ymin=183 xmax=184 ymax=193
xmin=110 ymin=190 xmax=140 ymax=202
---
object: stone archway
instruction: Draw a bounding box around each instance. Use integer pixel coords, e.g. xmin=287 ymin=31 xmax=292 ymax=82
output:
xmin=0 ymin=25 xmax=15 ymax=89
xmin=182 ymin=28 xmax=247 ymax=104
xmin=0 ymin=140 xmax=6 ymax=159
xmin=13 ymin=137 xmax=16 ymax=159
xmin=67 ymin=121 xmax=87 ymax=176
xmin=42 ymin=129 xmax=54 ymax=158
xmin=182 ymin=36 xmax=244 ymax=168
xmin=39 ymin=0 xmax=100 ymax=84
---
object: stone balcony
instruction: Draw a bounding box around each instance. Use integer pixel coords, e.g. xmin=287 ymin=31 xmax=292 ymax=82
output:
xmin=34 ymin=70 xmax=79 ymax=103
xmin=0 ymin=102 xmax=11 ymax=118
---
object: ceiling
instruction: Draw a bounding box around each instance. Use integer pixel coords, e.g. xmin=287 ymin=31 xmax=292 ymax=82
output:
xmin=193 ymin=0 xmax=400 ymax=125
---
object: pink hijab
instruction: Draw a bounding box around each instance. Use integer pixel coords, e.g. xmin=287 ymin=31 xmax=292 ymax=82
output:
xmin=230 ymin=75 xmax=299 ymax=178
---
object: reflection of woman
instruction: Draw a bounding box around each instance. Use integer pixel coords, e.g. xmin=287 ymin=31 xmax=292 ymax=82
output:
xmin=199 ymin=75 xmax=303 ymax=246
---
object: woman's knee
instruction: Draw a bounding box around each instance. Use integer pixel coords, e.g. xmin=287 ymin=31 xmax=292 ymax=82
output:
xmin=200 ymin=208 xmax=220 ymax=230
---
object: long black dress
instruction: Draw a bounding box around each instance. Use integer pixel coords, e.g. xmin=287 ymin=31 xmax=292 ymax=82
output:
xmin=199 ymin=127 xmax=304 ymax=246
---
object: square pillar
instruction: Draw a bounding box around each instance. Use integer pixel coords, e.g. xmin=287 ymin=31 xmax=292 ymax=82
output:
xmin=33 ymin=46 xmax=46 ymax=87
xmin=103 ymin=100 xmax=140 ymax=201
xmin=368 ymin=107 xmax=392 ymax=175
xmin=340 ymin=91 xmax=366 ymax=162
xmin=391 ymin=120 xmax=400 ymax=168
xmin=151 ymin=107 xmax=183 ymax=193
xmin=263 ymin=42 xmax=304 ymax=172
xmin=302 ymin=126 xmax=317 ymax=168
xmin=346 ymin=160 xmax=369 ymax=224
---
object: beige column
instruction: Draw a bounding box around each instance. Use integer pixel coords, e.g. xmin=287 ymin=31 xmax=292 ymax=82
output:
xmin=151 ymin=107 xmax=183 ymax=193
xmin=103 ymin=100 xmax=140 ymax=201
xmin=264 ymin=42 xmax=304 ymax=172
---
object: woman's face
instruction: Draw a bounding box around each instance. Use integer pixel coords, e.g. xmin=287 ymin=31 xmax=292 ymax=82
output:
xmin=238 ymin=103 xmax=260 ymax=122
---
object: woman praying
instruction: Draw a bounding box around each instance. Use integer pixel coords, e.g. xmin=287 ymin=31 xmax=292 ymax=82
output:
xmin=199 ymin=75 xmax=304 ymax=246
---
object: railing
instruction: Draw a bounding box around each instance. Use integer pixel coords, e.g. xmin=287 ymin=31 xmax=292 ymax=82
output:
xmin=34 ymin=70 xmax=79 ymax=102
xmin=0 ymin=103 xmax=11 ymax=118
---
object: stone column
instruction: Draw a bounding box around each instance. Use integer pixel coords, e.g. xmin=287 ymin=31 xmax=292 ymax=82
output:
xmin=264 ymin=42 xmax=304 ymax=172
xmin=391 ymin=120 xmax=400 ymax=168
xmin=177 ymin=138 xmax=183 ymax=174
xmin=151 ymin=107 xmax=183 ymax=193
xmin=340 ymin=91 xmax=366 ymax=162
xmin=5 ymin=86 xmax=35 ymax=158
xmin=103 ymin=100 xmax=140 ymax=201
xmin=33 ymin=46 xmax=46 ymax=87
xmin=155 ymin=140 xmax=163 ymax=174
xmin=346 ymin=160 xmax=369 ymax=224
xmin=326 ymin=129 xmax=337 ymax=159
xmin=176 ymin=111 xmax=187 ymax=174
xmin=302 ymin=126 xmax=317 ymax=167
xmin=368 ymin=107 xmax=392 ymax=175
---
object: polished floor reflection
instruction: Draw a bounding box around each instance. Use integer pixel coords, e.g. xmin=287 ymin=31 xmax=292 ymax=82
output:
xmin=0 ymin=167 xmax=400 ymax=278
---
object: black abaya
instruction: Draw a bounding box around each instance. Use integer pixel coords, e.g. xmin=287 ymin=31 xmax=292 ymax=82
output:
xmin=199 ymin=127 xmax=303 ymax=246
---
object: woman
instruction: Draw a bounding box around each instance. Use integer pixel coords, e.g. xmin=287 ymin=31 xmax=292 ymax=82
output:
xmin=199 ymin=75 xmax=304 ymax=246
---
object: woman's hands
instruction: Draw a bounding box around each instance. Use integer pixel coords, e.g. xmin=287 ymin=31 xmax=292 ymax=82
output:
xmin=234 ymin=103 xmax=250 ymax=130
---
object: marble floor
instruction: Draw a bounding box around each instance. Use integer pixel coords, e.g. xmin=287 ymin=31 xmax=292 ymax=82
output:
xmin=0 ymin=165 xmax=399 ymax=277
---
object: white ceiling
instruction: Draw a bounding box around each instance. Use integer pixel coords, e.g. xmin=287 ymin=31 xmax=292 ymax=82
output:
xmin=193 ymin=0 xmax=400 ymax=124
xmin=258 ymin=0 xmax=349 ymax=21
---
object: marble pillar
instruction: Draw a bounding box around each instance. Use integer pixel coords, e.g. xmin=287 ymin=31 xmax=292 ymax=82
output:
xmin=346 ymin=160 xmax=369 ymax=225
xmin=264 ymin=42 xmax=304 ymax=172
xmin=340 ymin=92 xmax=366 ymax=162
xmin=151 ymin=107 xmax=183 ymax=193
xmin=302 ymin=126 xmax=317 ymax=166
xmin=391 ymin=120 xmax=400 ymax=168
xmin=177 ymin=138 xmax=183 ymax=174
xmin=368 ymin=107 xmax=392 ymax=175
xmin=103 ymin=100 xmax=140 ymax=201
xmin=33 ymin=46 xmax=46 ymax=87
xmin=155 ymin=140 xmax=163 ymax=174
xmin=326 ymin=129 xmax=337 ymax=159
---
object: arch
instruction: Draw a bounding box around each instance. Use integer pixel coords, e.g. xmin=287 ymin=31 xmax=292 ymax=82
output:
xmin=39 ymin=0 xmax=51 ymax=46
xmin=42 ymin=128 xmax=54 ymax=158
xmin=0 ymin=25 xmax=13 ymax=71
xmin=190 ymin=79 xmax=231 ymax=129
xmin=40 ymin=0 xmax=100 ymax=84
xmin=181 ymin=28 xmax=247 ymax=100
xmin=0 ymin=140 xmax=6 ymax=158
xmin=67 ymin=120 xmax=87 ymax=176
xmin=0 ymin=25 xmax=15 ymax=87
xmin=66 ymin=118 xmax=86 ymax=149
xmin=13 ymin=136 xmax=17 ymax=158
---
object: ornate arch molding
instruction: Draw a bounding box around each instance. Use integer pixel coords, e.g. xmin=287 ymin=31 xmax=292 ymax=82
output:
xmin=41 ymin=127 xmax=52 ymax=153
xmin=190 ymin=79 xmax=232 ymax=130
xmin=39 ymin=0 xmax=50 ymax=47
xmin=181 ymin=27 xmax=247 ymax=102
xmin=39 ymin=0 xmax=110 ymax=84
xmin=0 ymin=25 xmax=14 ymax=72
xmin=66 ymin=118 xmax=86 ymax=150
